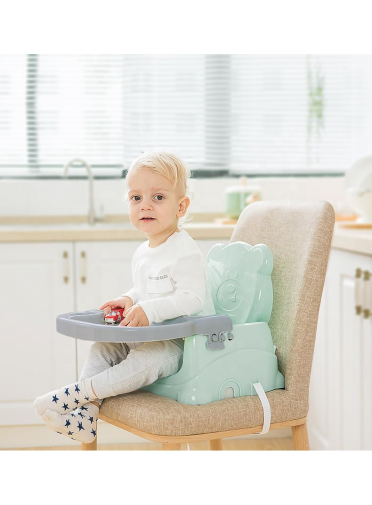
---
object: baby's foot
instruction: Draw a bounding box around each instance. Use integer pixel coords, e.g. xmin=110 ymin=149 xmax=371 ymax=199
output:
xmin=33 ymin=378 xmax=96 ymax=416
xmin=42 ymin=403 xmax=99 ymax=444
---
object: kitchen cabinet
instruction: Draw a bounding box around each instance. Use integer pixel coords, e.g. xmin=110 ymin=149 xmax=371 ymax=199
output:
xmin=0 ymin=238 xmax=226 ymax=427
xmin=0 ymin=243 xmax=76 ymax=425
xmin=308 ymin=248 xmax=372 ymax=450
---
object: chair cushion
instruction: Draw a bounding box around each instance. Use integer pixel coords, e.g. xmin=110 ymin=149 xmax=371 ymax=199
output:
xmin=100 ymin=389 xmax=307 ymax=437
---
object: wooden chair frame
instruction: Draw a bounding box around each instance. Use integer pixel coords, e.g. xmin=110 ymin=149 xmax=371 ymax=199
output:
xmin=82 ymin=415 xmax=309 ymax=450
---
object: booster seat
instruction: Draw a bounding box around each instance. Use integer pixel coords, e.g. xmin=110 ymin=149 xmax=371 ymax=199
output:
xmin=57 ymin=241 xmax=284 ymax=432
xmin=142 ymin=241 xmax=284 ymax=405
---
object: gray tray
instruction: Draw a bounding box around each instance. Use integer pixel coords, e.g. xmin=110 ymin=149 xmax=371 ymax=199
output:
xmin=56 ymin=310 xmax=233 ymax=343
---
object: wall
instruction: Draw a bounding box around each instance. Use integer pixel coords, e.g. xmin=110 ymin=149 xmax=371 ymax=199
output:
xmin=0 ymin=176 xmax=349 ymax=219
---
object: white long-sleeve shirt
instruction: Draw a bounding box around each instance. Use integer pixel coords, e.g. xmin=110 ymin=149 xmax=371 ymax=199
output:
xmin=121 ymin=230 xmax=216 ymax=325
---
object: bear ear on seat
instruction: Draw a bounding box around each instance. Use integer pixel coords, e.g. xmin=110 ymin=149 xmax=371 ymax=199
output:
xmin=206 ymin=243 xmax=225 ymax=262
xmin=207 ymin=241 xmax=272 ymax=276
xmin=206 ymin=244 xmax=226 ymax=287
xmin=250 ymin=244 xmax=273 ymax=276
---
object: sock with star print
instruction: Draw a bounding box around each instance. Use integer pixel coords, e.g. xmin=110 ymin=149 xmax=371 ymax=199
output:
xmin=33 ymin=378 xmax=96 ymax=417
xmin=42 ymin=403 xmax=99 ymax=443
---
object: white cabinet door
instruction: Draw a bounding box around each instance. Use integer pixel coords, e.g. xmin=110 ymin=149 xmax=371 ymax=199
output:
xmin=0 ymin=242 xmax=76 ymax=425
xmin=361 ymin=304 xmax=372 ymax=450
xmin=74 ymin=241 xmax=142 ymax=376
xmin=309 ymin=248 xmax=372 ymax=450
xmin=329 ymin=249 xmax=372 ymax=450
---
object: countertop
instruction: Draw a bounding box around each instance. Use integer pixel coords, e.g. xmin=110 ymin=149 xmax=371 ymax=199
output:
xmin=0 ymin=221 xmax=235 ymax=243
xmin=1 ymin=219 xmax=372 ymax=256
xmin=330 ymin=223 xmax=372 ymax=256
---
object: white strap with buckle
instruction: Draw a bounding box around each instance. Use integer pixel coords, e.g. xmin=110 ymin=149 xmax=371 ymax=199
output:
xmin=252 ymin=381 xmax=271 ymax=435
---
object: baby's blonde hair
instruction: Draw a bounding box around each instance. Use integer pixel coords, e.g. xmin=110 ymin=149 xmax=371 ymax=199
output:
xmin=126 ymin=151 xmax=193 ymax=227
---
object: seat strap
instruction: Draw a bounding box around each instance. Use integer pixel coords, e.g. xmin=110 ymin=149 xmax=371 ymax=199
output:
xmin=252 ymin=381 xmax=271 ymax=435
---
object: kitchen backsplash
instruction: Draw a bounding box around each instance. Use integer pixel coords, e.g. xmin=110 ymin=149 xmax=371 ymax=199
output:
xmin=0 ymin=176 xmax=348 ymax=217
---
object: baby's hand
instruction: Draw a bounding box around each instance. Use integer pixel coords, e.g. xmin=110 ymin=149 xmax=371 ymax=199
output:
xmin=99 ymin=296 xmax=133 ymax=317
xmin=119 ymin=304 xmax=149 ymax=327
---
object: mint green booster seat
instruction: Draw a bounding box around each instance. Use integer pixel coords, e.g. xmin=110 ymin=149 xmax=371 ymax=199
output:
xmin=142 ymin=241 xmax=285 ymax=405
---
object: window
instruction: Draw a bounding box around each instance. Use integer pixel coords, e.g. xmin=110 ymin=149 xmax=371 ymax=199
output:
xmin=230 ymin=54 xmax=372 ymax=175
xmin=1 ymin=54 xmax=371 ymax=177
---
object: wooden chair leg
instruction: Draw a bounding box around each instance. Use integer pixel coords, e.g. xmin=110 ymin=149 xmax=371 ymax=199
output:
xmin=81 ymin=437 xmax=98 ymax=451
xmin=210 ymin=439 xmax=223 ymax=450
xmin=163 ymin=443 xmax=182 ymax=450
xmin=291 ymin=423 xmax=310 ymax=450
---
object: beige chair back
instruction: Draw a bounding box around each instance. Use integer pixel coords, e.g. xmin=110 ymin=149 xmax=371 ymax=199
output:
xmin=230 ymin=200 xmax=334 ymax=399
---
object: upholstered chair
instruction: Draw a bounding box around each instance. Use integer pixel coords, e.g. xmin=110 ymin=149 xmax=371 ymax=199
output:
xmin=82 ymin=200 xmax=335 ymax=451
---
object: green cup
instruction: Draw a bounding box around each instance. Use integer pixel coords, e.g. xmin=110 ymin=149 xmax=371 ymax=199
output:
xmin=225 ymin=186 xmax=261 ymax=219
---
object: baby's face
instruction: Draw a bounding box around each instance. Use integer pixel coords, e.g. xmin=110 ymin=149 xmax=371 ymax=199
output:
xmin=126 ymin=168 xmax=188 ymax=237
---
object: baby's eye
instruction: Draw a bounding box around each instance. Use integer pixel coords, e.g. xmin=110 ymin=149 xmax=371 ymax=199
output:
xmin=131 ymin=195 xmax=141 ymax=202
xmin=153 ymin=195 xmax=164 ymax=201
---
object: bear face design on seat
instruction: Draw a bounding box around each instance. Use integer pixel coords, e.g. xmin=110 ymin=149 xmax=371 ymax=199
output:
xmin=208 ymin=242 xmax=273 ymax=325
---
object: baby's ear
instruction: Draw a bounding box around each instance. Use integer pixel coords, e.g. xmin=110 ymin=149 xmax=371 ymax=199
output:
xmin=249 ymin=244 xmax=273 ymax=275
xmin=178 ymin=196 xmax=190 ymax=215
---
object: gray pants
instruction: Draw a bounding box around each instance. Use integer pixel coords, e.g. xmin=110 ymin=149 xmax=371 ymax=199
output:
xmin=80 ymin=339 xmax=184 ymax=403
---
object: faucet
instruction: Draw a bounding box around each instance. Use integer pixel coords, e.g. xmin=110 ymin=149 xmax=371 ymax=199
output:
xmin=63 ymin=158 xmax=96 ymax=225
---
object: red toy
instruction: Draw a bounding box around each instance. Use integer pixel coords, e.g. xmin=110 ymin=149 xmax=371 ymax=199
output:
xmin=104 ymin=308 xmax=124 ymax=325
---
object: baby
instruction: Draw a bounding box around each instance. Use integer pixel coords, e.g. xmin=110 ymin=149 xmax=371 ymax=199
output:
xmin=34 ymin=152 xmax=215 ymax=444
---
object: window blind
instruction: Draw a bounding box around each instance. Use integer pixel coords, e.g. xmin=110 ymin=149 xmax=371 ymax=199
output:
xmin=0 ymin=55 xmax=28 ymax=169
xmin=0 ymin=54 xmax=371 ymax=176
xmin=121 ymin=54 xmax=207 ymax=170
xmin=121 ymin=54 xmax=232 ymax=171
xmin=230 ymin=54 xmax=372 ymax=174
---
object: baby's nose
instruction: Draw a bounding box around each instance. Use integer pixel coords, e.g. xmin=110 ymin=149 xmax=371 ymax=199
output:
xmin=140 ymin=199 xmax=153 ymax=210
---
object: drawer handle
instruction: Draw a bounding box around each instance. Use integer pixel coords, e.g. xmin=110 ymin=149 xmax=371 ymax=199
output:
xmin=80 ymin=251 xmax=87 ymax=284
xmin=355 ymin=268 xmax=362 ymax=315
xmin=63 ymin=250 xmax=69 ymax=284
xmin=363 ymin=270 xmax=371 ymax=318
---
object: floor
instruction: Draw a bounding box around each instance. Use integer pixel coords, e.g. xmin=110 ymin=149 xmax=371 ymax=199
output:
xmin=11 ymin=437 xmax=294 ymax=450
